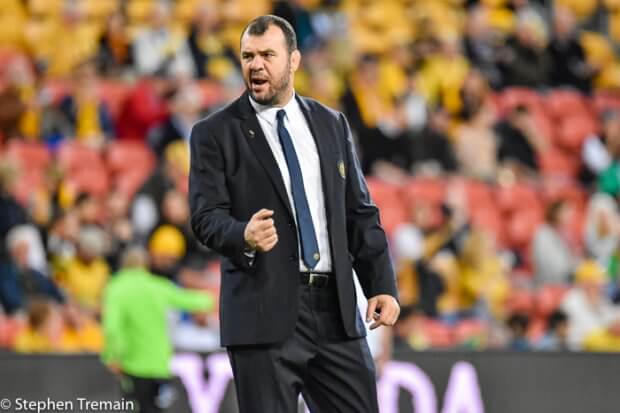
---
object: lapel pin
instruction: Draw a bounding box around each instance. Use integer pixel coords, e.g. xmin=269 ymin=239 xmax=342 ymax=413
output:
xmin=338 ymin=160 xmax=346 ymax=179
xmin=248 ymin=129 xmax=255 ymax=138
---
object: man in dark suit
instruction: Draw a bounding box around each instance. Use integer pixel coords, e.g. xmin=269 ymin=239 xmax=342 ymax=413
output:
xmin=189 ymin=15 xmax=399 ymax=412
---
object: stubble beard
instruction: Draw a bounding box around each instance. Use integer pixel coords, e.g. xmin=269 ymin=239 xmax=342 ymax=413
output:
xmin=248 ymin=62 xmax=292 ymax=107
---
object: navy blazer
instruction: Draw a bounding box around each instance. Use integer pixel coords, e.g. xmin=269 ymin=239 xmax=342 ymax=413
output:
xmin=189 ymin=92 xmax=397 ymax=346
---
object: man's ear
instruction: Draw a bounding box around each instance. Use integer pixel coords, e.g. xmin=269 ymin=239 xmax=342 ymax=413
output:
xmin=290 ymin=50 xmax=301 ymax=72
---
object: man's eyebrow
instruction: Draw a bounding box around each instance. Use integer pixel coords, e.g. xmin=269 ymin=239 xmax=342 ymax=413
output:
xmin=242 ymin=48 xmax=277 ymax=55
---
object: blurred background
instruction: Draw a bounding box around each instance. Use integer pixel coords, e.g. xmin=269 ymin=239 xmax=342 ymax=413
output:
xmin=3 ymin=0 xmax=620 ymax=411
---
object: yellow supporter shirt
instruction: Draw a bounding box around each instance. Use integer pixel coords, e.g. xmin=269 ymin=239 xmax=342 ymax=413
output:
xmin=14 ymin=328 xmax=75 ymax=353
xmin=583 ymin=328 xmax=620 ymax=352
xmin=56 ymin=258 xmax=110 ymax=311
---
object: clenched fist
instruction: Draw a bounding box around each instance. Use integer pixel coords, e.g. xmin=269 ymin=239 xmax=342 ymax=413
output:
xmin=244 ymin=209 xmax=278 ymax=252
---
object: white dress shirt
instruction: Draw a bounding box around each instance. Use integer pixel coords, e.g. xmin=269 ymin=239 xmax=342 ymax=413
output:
xmin=249 ymin=93 xmax=332 ymax=272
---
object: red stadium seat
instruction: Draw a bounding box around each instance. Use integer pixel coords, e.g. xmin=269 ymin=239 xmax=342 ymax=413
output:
xmin=403 ymin=177 xmax=446 ymax=206
xmin=544 ymin=89 xmax=590 ymax=120
xmin=57 ymin=141 xmax=105 ymax=172
xmin=470 ymin=205 xmax=505 ymax=246
xmin=542 ymin=178 xmax=587 ymax=208
xmin=107 ymin=141 xmax=155 ymax=197
xmin=507 ymin=209 xmax=544 ymax=249
xmin=461 ymin=179 xmax=494 ymax=210
xmin=538 ymin=150 xmax=580 ymax=178
xmin=496 ymin=183 xmax=542 ymax=214
xmin=555 ymin=114 xmax=599 ymax=151
xmin=454 ymin=319 xmax=489 ymax=346
xmin=593 ymin=92 xmax=620 ymax=115
xmin=366 ymin=177 xmax=403 ymax=205
xmin=114 ymin=170 xmax=150 ymax=198
xmin=535 ymin=285 xmax=569 ymax=318
xmin=5 ymin=140 xmax=52 ymax=171
xmin=379 ymin=204 xmax=409 ymax=239
xmin=98 ymin=80 xmax=132 ymax=120
xmin=11 ymin=170 xmax=45 ymax=205
xmin=507 ymin=288 xmax=536 ymax=315
xmin=65 ymin=166 xmax=110 ymax=197
xmin=526 ymin=315 xmax=547 ymax=342
xmin=498 ymin=87 xmax=544 ymax=116
xmin=106 ymin=141 xmax=155 ymax=174
xmin=423 ymin=319 xmax=454 ymax=348
xmin=198 ymin=79 xmax=225 ymax=108
xmin=1 ymin=316 xmax=25 ymax=348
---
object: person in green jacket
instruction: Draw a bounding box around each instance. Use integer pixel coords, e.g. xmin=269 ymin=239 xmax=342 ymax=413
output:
xmin=102 ymin=246 xmax=214 ymax=413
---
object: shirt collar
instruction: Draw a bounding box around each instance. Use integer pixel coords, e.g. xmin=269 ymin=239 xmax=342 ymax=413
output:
xmin=248 ymin=92 xmax=298 ymax=127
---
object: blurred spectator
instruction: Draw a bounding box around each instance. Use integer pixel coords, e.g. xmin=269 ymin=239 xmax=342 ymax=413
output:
xmin=101 ymin=246 xmax=214 ymax=411
xmin=158 ymin=189 xmax=212 ymax=268
xmin=13 ymin=300 xmax=71 ymax=353
xmin=54 ymin=226 xmax=110 ymax=313
xmin=132 ymin=1 xmax=195 ymax=77
xmin=497 ymin=11 xmax=550 ymax=88
xmin=536 ymin=310 xmax=570 ymax=351
xmin=583 ymin=317 xmax=620 ymax=352
xmin=463 ymin=7 xmax=503 ymax=89
xmin=148 ymin=85 xmax=203 ymax=157
xmin=295 ymin=41 xmax=344 ymax=109
xmin=548 ymin=7 xmax=596 ymax=92
xmin=495 ymin=105 xmax=545 ymax=173
xmin=187 ymin=2 xmax=239 ymax=80
xmin=103 ymin=190 xmax=134 ymax=272
xmin=532 ymin=200 xmax=576 ymax=285
xmin=596 ymin=112 xmax=620 ymax=196
xmin=61 ymin=302 xmax=103 ymax=353
xmin=392 ymin=305 xmax=430 ymax=351
xmin=0 ymin=58 xmax=28 ymax=141
xmin=457 ymin=230 xmax=510 ymax=320
xmin=341 ymin=53 xmax=396 ymax=173
xmin=57 ymin=60 xmax=115 ymax=146
xmin=148 ymin=225 xmax=186 ymax=280
xmin=132 ymin=142 xmax=189 ymax=239
xmin=0 ymin=163 xmax=28 ymax=260
xmin=561 ymin=260 xmax=620 ymax=350
xmin=582 ymin=110 xmax=620 ymax=188
xmin=409 ymin=108 xmax=458 ymax=175
xmin=273 ymin=0 xmax=318 ymax=51
xmin=47 ymin=210 xmax=80 ymax=267
xmin=30 ymin=1 xmax=99 ymax=77
xmin=584 ymin=193 xmax=620 ymax=269
xmin=116 ymin=76 xmax=171 ymax=141
xmin=5 ymin=224 xmax=47 ymax=275
xmin=506 ymin=313 xmax=531 ymax=351
xmin=458 ymin=70 xmax=496 ymax=122
xmin=455 ymin=74 xmax=499 ymax=180
xmin=96 ymin=12 xmax=133 ymax=76
xmin=74 ymin=192 xmax=102 ymax=227
xmin=416 ymin=35 xmax=470 ymax=113
xmin=0 ymin=226 xmax=65 ymax=315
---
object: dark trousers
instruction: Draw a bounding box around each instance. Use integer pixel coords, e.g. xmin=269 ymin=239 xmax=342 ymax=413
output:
xmin=120 ymin=374 xmax=171 ymax=413
xmin=227 ymin=281 xmax=379 ymax=413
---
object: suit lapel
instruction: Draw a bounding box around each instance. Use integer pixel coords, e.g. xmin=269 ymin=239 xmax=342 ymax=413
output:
xmin=296 ymin=95 xmax=334 ymax=223
xmin=237 ymin=94 xmax=294 ymax=219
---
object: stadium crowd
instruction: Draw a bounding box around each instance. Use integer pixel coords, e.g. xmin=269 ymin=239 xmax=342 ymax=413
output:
xmin=3 ymin=0 xmax=620 ymax=357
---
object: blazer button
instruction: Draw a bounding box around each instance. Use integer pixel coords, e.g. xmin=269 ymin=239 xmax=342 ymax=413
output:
xmin=289 ymin=254 xmax=297 ymax=262
xmin=288 ymin=221 xmax=294 ymax=228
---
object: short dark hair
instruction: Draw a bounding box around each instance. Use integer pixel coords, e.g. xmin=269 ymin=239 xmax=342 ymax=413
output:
xmin=241 ymin=15 xmax=297 ymax=54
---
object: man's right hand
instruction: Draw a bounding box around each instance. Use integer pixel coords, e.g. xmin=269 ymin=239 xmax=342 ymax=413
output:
xmin=244 ymin=209 xmax=278 ymax=252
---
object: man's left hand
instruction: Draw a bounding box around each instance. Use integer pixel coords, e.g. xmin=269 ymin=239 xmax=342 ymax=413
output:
xmin=366 ymin=295 xmax=400 ymax=330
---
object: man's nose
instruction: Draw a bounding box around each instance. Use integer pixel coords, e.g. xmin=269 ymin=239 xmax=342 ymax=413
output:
xmin=249 ymin=56 xmax=264 ymax=71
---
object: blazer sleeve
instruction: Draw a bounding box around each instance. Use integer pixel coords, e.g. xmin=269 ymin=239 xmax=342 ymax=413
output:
xmin=339 ymin=113 xmax=399 ymax=301
xmin=189 ymin=121 xmax=254 ymax=270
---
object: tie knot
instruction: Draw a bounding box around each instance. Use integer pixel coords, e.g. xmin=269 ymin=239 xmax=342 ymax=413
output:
xmin=276 ymin=109 xmax=286 ymax=123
